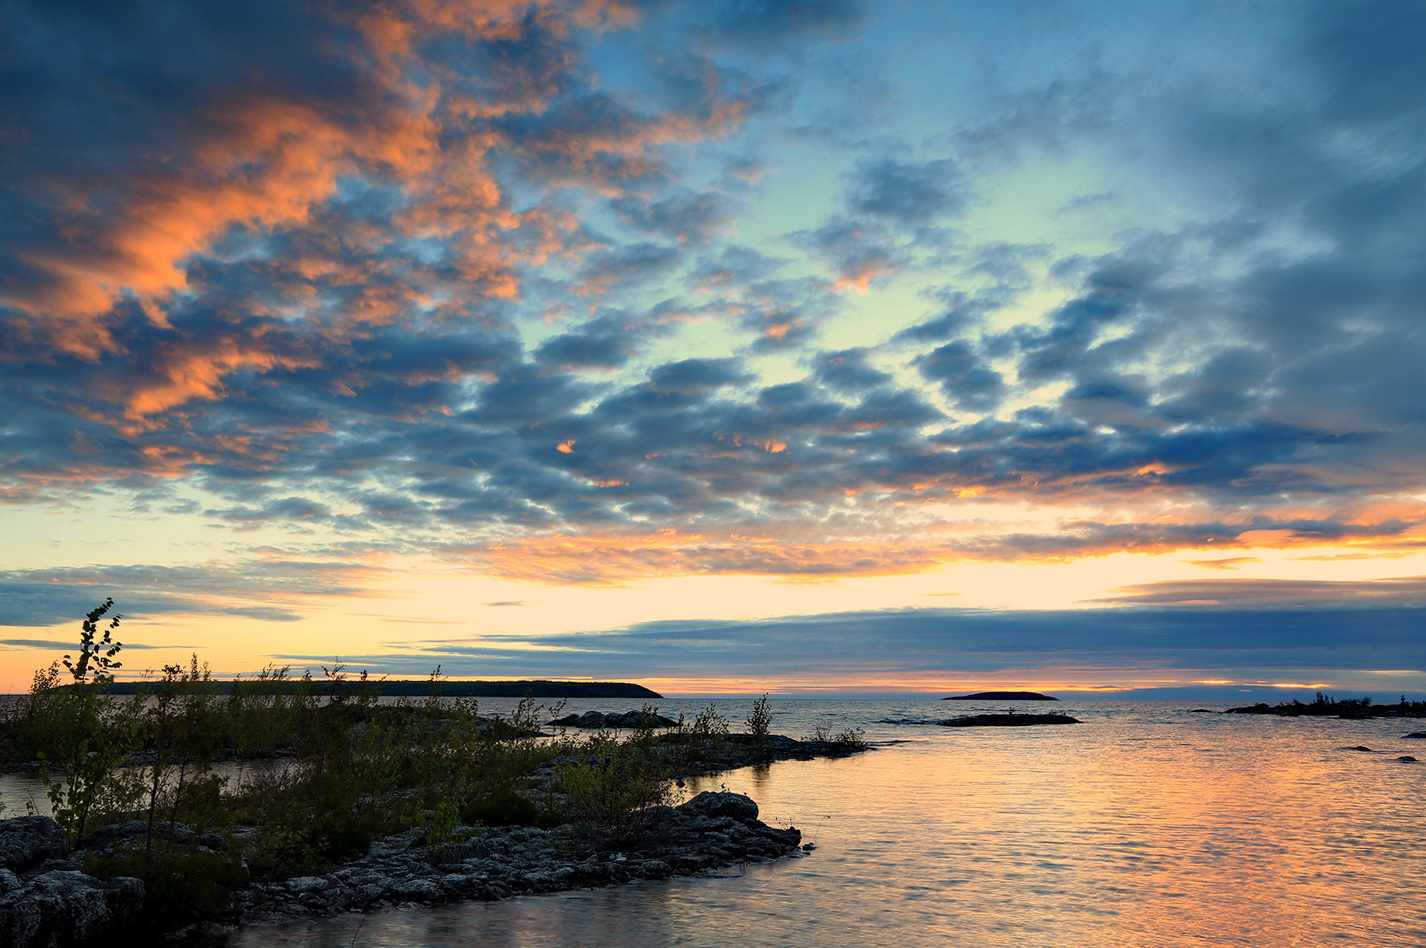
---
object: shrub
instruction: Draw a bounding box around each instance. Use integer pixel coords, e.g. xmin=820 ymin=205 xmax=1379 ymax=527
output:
xmin=460 ymin=788 xmax=541 ymax=827
xmin=86 ymin=845 xmax=247 ymax=928
xmin=746 ymin=694 xmax=773 ymax=744
xmin=557 ymin=734 xmax=677 ymax=844
xmin=38 ymin=599 xmax=133 ymax=844
xmin=809 ymin=723 xmax=868 ymax=749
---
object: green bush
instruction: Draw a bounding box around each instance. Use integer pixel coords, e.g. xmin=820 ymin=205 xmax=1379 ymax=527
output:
xmin=557 ymin=734 xmax=676 ymax=844
xmin=746 ymin=694 xmax=773 ymax=745
xmin=37 ymin=599 xmax=133 ymax=844
xmin=459 ymin=788 xmax=541 ymax=827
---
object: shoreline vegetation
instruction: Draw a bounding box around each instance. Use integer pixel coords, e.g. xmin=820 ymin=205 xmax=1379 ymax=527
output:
xmin=85 ymin=680 xmax=664 ymax=700
xmin=1225 ymin=693 xmax=1426 ymax=719
xmin=0 ymin=603 xmax=870 ymax=946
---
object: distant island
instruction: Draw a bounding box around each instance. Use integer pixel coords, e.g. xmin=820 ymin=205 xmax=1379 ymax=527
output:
xmin=1226 ymin=694 xmax=1426 ymax=719
xmin=97 ymin=679 xmax=662 ymax=699
xmin=943 ymin=691 xmax=1058 ymax=701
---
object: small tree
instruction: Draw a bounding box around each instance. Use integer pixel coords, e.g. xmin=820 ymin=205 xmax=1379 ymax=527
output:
xmin=746 ymin=694 xmax=773 ymax=749
xmin=40 ymin=599 xmax=132 ymax=843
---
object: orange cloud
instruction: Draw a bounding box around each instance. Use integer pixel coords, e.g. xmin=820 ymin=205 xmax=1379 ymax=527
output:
xmin=119 ymin=338 xmax=319 ymax=422
xmin=460 ymin=529 xmax=946 ymax=583
xmin=2 ymin=2 xmax=649 ymax=362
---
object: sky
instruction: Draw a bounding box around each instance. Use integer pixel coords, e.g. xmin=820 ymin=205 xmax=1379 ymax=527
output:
xmin=3 ymin=0 xmax=1426 ymax=699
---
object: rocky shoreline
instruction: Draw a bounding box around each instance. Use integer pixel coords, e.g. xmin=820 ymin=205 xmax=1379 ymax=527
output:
xmin=0 ymin=733 xmax=868 ymax=946
xmin=1225 ymin=699 xmax=1426 ymax=719
xmin=234 ymin=790 xmax=799 ymax=931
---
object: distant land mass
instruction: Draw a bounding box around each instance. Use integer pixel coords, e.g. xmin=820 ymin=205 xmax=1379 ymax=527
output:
xmin=943 ymin=691 xmax=1058 ymax=701
xmin=95 ymin=680 xmax=662 ymax=699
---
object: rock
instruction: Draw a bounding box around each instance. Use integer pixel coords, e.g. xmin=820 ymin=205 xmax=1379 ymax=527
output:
xmin=1404 ymin=732 xmax=1426 ymax=739
xmin=679 ymin=791 xmax=759 ymax=823
xmin=1397 ymin=756 xmax=1418 ymax=762
xmin=0 ymin=870 xmax=144 ymax=948
xmin=0 ymin=817 xmax=67 ymax=871
xmin=937 ymin=713 xmax=1081 ymax=727
xmin=1344 ymin=746 xmax=1373 ymax=752
xmin=548 ymin=710 xmax=679 ymax=729
xmin=285 ymin=876 xmax=329 ymax=895
xmin=76 ymin=820 xmax=197 ymax=859
xmin=232 ymin=786 xmax=802 ymax=928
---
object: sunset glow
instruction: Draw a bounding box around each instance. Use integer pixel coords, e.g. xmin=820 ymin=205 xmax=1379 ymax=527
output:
xmin=3 ymin=1 xmax=1425 ymax=699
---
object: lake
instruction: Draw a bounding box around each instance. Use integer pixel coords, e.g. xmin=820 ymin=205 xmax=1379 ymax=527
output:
xmin=167 ymin=696 xmax=1426 ymax=948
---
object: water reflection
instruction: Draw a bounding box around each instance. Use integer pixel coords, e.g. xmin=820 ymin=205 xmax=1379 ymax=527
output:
xmin=15 ymin=699 xmax=1426 ymax=947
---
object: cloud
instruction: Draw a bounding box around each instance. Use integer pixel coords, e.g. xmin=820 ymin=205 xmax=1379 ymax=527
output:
xmin=610 ymin=188 xmax=733 ymax=244
xmin=0 ymin=560 xmax=383 ymax=627
xmin=270 ymin=602 xmax=1426 ymax=691
xmin=5 ymin=0 xmax=1426 ymax=614
xmin=1107 ymin=575 xmax=1426 ymax=607
xmin=811 ymin=348 xmax=892 ymax=391
xmin=846 ymin=157 xmax=966 ymax=225
xmin=693 ymin=0 xmax=866 ymax=49
xmin=915 ymin=342 xmax=1005 ymax=413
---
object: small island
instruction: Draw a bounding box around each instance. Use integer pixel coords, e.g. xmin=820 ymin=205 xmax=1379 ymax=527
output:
xmin=943 ymin=691 xmax=1058 ymax=701
xmin=939 ymin=712 xmax=1080 ymax=727
xmin=1225 ymin=693 xmax=1426 ymax=719
xmin=878 ymin=711 xmax=1081 ymax=728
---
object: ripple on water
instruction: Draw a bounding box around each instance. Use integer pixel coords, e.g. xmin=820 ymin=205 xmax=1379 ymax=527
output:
xmin=42 ymin=699 xmax=1426 ymax=948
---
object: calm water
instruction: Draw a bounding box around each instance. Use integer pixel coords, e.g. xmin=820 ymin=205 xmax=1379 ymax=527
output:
xmin=9 ymin=698 xmax=1426 ymax=946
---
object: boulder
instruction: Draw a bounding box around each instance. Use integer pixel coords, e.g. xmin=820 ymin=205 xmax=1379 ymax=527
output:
xmin=0 ymin=870 xmax=144 ymax=948
xmin=609 ymin=710 xmax=678 ymax=729
xmin=678 ymin=791 xmax=759 ymax=824
xmin=0 ymin=817 xmax=67 ymax=871
xmin=549 ymin=710 xmax=679 ymax=729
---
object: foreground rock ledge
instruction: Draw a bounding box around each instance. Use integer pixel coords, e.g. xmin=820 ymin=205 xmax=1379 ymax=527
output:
xmin=235 ymin=791 xmax=800 ymax=929
xmin=0 ymin=793 xmax=800 ymax=945
xmin=0 ymin=817 xmax=144 ymax=948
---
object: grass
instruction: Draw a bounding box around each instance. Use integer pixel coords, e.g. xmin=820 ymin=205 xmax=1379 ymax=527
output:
xmin=0 ymin=602 xmax=801 ymax=933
